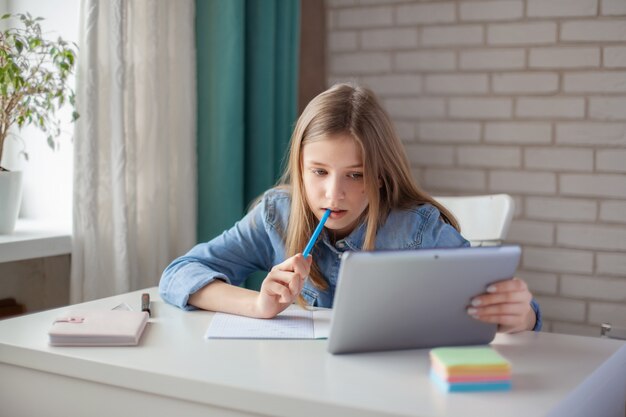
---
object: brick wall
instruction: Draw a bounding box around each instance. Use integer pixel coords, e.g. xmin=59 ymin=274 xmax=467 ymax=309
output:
xmin=326 ymin=0 xmax=626 ymax=336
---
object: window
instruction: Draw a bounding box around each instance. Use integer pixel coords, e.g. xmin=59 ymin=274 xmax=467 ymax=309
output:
xmin=1 ymin=0 xmax=79 ymax=230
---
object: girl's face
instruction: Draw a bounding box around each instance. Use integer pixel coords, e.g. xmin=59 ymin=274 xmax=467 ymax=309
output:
xmin=302 ymin=134 xmax=369 ymax=240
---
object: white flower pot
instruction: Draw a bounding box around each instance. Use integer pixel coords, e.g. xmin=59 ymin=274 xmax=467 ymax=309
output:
xmin=0 ymin=170 xmax=23 ymax=234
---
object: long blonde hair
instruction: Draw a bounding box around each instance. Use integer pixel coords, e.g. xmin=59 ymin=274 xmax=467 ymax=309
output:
xmin=279 ymin=83 xmax=459 ymax=301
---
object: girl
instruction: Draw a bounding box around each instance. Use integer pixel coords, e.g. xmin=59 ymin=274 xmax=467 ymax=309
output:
xmin=160 ymin=83 xmax=541 ymax=333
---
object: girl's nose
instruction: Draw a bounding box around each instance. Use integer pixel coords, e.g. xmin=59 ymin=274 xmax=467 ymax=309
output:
xmin=325 ymin=176 xmax=345 ymax=201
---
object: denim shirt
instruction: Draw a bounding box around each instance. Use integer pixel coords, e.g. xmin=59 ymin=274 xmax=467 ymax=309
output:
xmin=160 ymin=188 xmax=542 ymax=331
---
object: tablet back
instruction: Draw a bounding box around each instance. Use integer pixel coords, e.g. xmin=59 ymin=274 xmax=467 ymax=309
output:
xmin=327 ymin=246 xmax=521 ymax=354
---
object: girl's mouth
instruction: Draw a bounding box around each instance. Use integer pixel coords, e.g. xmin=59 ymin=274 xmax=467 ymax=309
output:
xmin=327 ymin=209 xmax=347 ymax=219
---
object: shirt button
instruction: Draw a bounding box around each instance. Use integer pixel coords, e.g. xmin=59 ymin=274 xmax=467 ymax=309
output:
xmin=336 ymin=241 xmax=346 ymax=249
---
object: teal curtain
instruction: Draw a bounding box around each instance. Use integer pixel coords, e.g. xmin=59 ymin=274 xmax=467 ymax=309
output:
xmin=196 ymin=0 xmax=300 ymax=289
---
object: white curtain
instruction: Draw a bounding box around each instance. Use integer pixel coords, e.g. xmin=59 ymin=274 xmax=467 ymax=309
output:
xmin=72 ymin=0 xmax=196 ymax=303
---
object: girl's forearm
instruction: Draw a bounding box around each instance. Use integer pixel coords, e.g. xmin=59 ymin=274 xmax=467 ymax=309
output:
xmin=188 ymin=280 xmax=260 ymax=318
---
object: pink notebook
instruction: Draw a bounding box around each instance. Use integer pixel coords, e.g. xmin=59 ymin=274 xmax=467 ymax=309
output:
xmin=48 ymin=309 xmax=149 ymax=346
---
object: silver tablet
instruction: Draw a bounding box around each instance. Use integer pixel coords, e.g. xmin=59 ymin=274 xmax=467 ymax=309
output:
xmin=327 ymin=246 xmax=521 ymax=354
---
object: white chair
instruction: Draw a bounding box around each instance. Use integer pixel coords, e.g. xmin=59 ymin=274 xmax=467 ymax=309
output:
xmin=434 ymin=194 xmax=515 ymax=247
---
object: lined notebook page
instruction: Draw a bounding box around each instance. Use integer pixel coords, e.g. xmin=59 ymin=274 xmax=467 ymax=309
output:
xmin=205 ymin=307 xmax=331 ymax=339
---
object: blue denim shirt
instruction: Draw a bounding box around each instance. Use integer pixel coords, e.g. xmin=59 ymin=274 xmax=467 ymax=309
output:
xmin=160 ymin=188 xmax=542 ymax=331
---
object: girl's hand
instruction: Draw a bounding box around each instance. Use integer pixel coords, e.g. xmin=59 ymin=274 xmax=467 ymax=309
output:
xmin=254 ymin=254 xmax=312 ymax=319
xmin=467 ymin=277 xmax=536 ymax=333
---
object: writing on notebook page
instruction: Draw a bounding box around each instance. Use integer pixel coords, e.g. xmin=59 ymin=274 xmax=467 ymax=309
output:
xmin=205 ymin=307 xmax=331 ymax=339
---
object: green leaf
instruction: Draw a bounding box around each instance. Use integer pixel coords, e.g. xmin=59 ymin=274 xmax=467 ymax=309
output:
xmin=65 ymin=50 xmax=75 ymax=66
xmin=1 ymin=12 xmax=78 ymax=158
xmin=29 ymin=38 xmax=41 ymax=49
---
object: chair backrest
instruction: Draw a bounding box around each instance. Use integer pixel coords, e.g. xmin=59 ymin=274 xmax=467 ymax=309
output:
xmin=433 ymin=194 xmax=515 ymax=247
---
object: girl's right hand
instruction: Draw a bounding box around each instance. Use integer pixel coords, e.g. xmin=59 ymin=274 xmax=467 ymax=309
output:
xmin=254 ymin=254 xmax=312 ymax=318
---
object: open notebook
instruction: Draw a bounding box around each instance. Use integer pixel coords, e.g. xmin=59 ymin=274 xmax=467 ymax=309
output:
xmin=205 ymin=307 xmax=331 ymax=339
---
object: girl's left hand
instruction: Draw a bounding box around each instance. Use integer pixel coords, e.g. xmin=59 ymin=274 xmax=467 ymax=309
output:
xmin=467 ymin=277 xmax=536 ymax=333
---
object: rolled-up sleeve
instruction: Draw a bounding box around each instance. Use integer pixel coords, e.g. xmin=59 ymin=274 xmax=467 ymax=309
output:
xmin=159 ymin=197 xmax=276 ymax=310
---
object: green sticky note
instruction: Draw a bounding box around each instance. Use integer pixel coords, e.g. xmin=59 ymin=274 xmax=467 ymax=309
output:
xmin=430 ymin=346 xmax=510 ymax=367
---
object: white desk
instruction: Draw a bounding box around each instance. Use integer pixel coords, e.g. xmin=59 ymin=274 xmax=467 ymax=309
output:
xmin=1 ymin=287 xmax=625 ymax=417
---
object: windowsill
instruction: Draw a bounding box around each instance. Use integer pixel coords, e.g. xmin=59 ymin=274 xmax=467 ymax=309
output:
xmin=0 ymin=219 xmax=72 ymax=263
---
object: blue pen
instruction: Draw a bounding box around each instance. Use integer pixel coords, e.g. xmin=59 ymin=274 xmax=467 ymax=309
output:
xmin=303 ymin=209 xmax=331 ymax=258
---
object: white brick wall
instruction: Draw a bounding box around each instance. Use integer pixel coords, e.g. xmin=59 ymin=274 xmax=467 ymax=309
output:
xmin=458 ymin=146 xmax=521 ymax=168
xmin=361 ymin=28 xmax=418 ymax=50
xmin=396 ymin=51 xmax=456 ymax=71
xmin=596 ymin=149 xmax=626 ymax=172
xmin=360 ymin=74 xmax=422 ymax=95
xmin=488 ymin=23 xmax=556 ymax=45
xmin=508 ymin=220 xmax=555 ymax=245
xmin=485 ymin=122 xmax=552 ymax=144
xmin=395 ymin=3 xmax=455 ymax=25
xmin=492 ymin=73 xmax=559 ymax=94
xmin=600 ymin=201 xmax=626 ymax=222
xmin=422 ymin=26 xmax=483 ymax=46
xmin=603 ymin=0 xmax=626 ymax=15
xmin=518 ymin=270 xmax=558 ymax=294
xmin=589 ymin=302 xmax=626 ymax=326
xmin=604 ymin=46 xmax=626 ymax=67
xmin=597 ymin=252 xmax=626 ymax=276
xmin=449 ymin=98 xmax=512 ymax=118
xmin=516 ymin=98 xmax=585 ymax=119
xmin=460 ymin=49 xmax=525 ymax=70
xmin=561 ymin=274 xmax=626 ymax=301
xmin=556 ymin=123 xmax=626 ymax=146
xmin=527 ymin=0 xmax=598 ymax=18
xmin=563 ymin=72 xmax=626 ymax=93
xmin=561 ymin=20 xmax=626 ymax=42
xmin=529 ymin=47 xmax=600 ymax=69
xmin=524 ymin=247 xmax=593 ymax=274
xmin=336 ymin=7 xmax=393 ymax=29
xmin=589 ymin=97 xmax=626 ymax=120
xmin=524 ymin=148 xmax=593 ymax=171
xmin=561 ymin=174 xmax=626 ymax=198
xmin=526 ymin=197 xmax=597 ymax=221
xmin=460 ymin=1 xmax=524 ymax=22
xmin=418 ymin=122 xmax=481 ymax=143
xmin=535 ymin=295 xmax=586 ymax=322
xmin=490 ymin=171 xmax=557 ymax=194
xmin=327 ymin=0 xmax=626 ymax=337
xmin=426 ymin=74 xmax=488 ymax=94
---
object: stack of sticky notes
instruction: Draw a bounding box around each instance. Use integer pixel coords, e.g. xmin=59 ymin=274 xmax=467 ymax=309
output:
xmin=429 ymin=346 xmax=512 ymax=392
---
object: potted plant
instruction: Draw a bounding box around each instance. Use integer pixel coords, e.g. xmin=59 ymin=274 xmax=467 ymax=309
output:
xmin=0 ymin=13 xmax=78 ymax=233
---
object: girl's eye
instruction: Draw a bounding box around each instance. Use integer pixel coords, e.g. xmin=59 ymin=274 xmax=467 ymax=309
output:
xmin=348 ymin=172 xmax=364 ymax=180
xmin=311 ymin=169 xmax=327 ymax=176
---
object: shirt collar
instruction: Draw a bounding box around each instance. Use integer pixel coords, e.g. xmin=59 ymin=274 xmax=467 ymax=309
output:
xmin=320 ymin=220 xmax=366 ymax=251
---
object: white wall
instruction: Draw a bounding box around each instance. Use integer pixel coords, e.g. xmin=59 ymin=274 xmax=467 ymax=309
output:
xmin=326 ymin=0 xmax=626 ymax=337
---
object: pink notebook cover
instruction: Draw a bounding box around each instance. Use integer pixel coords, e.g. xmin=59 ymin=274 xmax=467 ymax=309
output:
xmin=48 ymin=309 xmax=149 ymax=346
